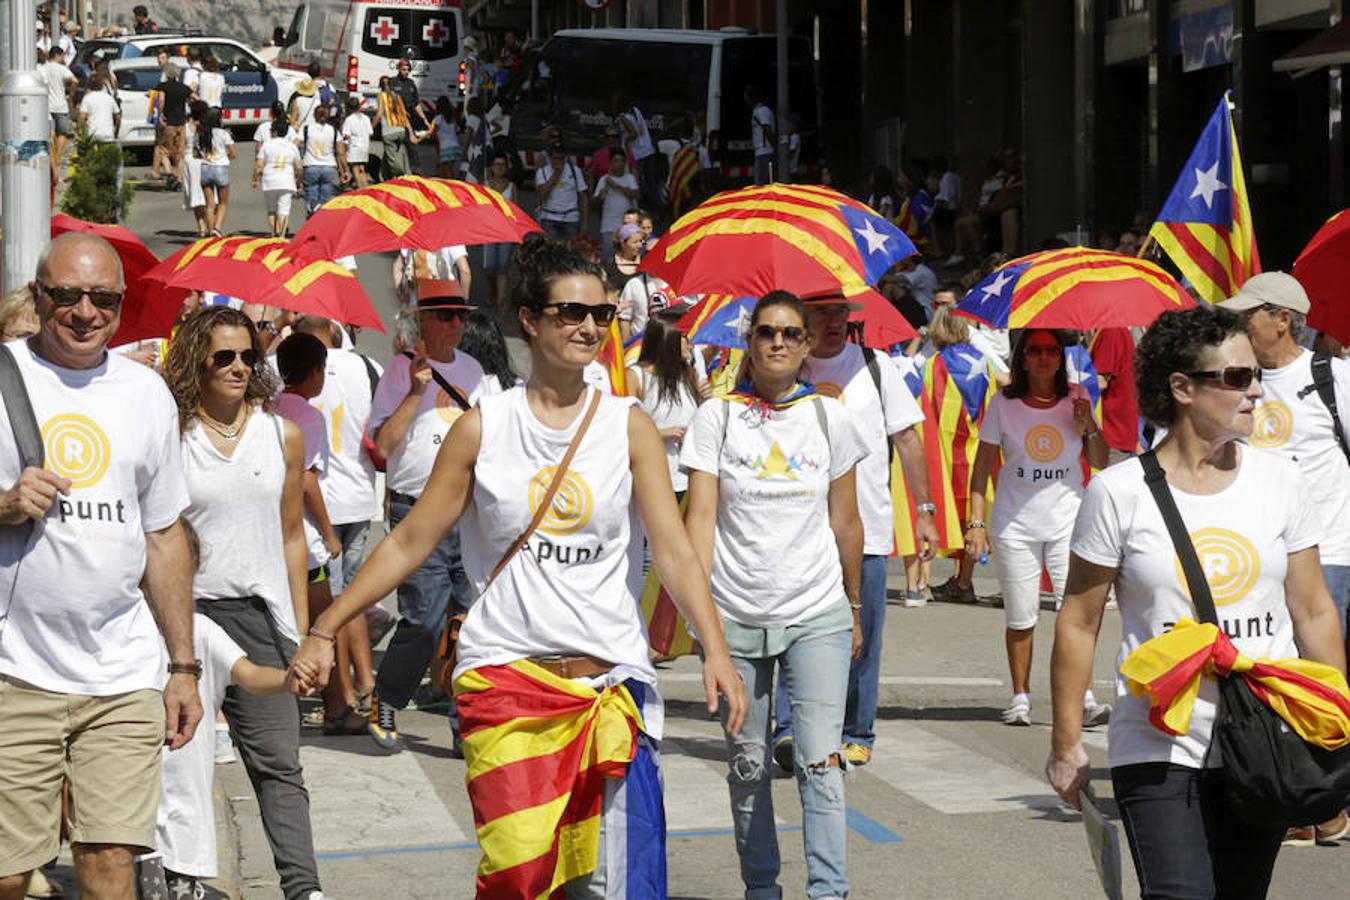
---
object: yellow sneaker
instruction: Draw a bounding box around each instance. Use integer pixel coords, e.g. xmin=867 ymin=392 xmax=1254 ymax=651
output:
xmin=842 ymin=742 xmax=872 ymax=766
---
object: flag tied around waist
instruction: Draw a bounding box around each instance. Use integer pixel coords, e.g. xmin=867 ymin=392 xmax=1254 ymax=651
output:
xmin=453 ymin=660 xmax=647 ymax=898
xmin=1120 ymin=618 xmax=1350 ymax=751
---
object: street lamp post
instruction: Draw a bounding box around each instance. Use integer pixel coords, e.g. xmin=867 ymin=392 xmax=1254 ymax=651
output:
xmin=775 ymin=0 xmax=788 ymax=182
xmin=1 ymin=0 xmax=51 ymax=295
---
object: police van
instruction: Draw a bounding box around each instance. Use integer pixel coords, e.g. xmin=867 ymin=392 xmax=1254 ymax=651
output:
xmin=275 ymin=0 xmax=465 ymax=105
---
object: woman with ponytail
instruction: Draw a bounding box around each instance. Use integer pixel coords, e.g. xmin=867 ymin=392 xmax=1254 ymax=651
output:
xmin=289 ymin=236 xmax=746 ymax=898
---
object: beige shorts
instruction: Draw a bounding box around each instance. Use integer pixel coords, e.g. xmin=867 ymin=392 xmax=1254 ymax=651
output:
xmin=0 ymin=675 xmax=164 ymax=877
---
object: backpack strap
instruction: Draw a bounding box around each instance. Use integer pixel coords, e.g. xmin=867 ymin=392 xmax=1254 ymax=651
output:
xmin=862 ymin=345 xmax=883 ymax=403
xmin=406 ymin=352 xmax=471 ymax=412
xmin=1310 ymin=352 xmax=1350 ymax=468
xmin=812 ymin=396 xmax=830 ymax=442
xmin=360 ymin=354 xmax=379 ymax=399
xmin=1139 ymin=450 xmax=1219 ymax=626
xmin=0 ymin=344 xmax=44 ymax=472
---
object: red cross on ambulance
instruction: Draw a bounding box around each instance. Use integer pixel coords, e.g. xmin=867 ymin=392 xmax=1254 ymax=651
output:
xmin=422 ymin=18 xmax=447 ymax=48
xmin=370 ymin=16 xmax=399 ymax=45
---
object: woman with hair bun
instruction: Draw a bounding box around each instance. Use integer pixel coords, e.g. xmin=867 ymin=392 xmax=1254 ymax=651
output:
xmin=289 ymin=235 xmax=746 ymax=897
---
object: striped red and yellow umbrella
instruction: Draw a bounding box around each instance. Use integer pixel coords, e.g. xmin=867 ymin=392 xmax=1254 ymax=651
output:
xmin=141 ymin=236 xmax=384 ymax=334
xmin=288 ymin=176 xmax=541 ymax=260
xmin=639 ymin=183 xmax=920 ymax=347
xmin=955 ymin=246 xmax=1194 ymax=330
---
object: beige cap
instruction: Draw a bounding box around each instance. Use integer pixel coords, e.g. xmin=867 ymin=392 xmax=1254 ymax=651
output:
xmin=1217 ymin=271 xmax=1310 ymax=314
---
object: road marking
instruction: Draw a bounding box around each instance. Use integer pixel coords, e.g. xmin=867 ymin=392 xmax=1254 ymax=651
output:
xmin=864 ymin=720 xmax=1061 ymax=814
xmin=301 ymin=744 xmax=468 ymax=852
xmin=658 ymin=673 xmax=1003 ymax=687
xmin=846 ymin=808 xmax=903 ymax=843
xmin=659 ymin=731 xmax=789 ymax=830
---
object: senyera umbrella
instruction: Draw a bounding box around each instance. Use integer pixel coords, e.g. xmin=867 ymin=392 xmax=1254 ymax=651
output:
xmin=141 ymin=236 xmax=385 ymax=335
xmin=954 ymin=246 xmax=1195 ymax=330
xmin=50 ymin=214 xmax=189 ymax=346
xmin=1294 ymin=210 xmax=1350 ymax=344
xmin=639 ymin=183 xmax=919 ymax=347
xmin=288 ymin=176 xmax=541 ymax=260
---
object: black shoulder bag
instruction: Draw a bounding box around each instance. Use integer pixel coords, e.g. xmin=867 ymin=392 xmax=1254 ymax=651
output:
xmin=1140 ymin=449 xmax=1350 ymax=826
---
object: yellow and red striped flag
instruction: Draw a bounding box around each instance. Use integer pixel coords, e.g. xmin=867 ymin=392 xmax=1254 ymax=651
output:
xmin=667 ymin=143 xmax=699 ymax=218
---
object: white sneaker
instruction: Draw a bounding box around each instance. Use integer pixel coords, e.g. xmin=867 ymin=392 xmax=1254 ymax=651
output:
xmin=1000 ymin=700 xmax=1031 ymax=726
xmin=1083 ymin=701 xmax=1112 ymax=728
xmin=214 ymin=724 xmax=237 ymax=765
xmin=902 ymin=590 xmax=927 ymax=608
xmin=306 ymin=892 xmax=331 ymax=899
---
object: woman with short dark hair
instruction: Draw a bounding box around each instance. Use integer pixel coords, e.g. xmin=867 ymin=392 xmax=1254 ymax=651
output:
xmin=1047 ymin=305 xmax=1346 ymax=899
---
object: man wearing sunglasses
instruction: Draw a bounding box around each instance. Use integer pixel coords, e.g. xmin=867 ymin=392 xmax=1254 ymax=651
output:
xmin=0 ymin=233 xmax=200 ymax=900
xmin=365 ymin=279 xmax=486 ymax=753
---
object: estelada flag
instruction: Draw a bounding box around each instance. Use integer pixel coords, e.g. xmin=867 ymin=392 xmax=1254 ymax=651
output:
xmin=594 ymin=319 xmax=628 ymax=395
xmin=1149 ymin=92 xmax=1261 ymax=302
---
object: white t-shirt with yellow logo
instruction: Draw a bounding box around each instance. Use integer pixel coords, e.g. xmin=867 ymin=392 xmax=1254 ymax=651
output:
xmin=455 ymin=387 xmax=656 ymax=687
xmin=1071 ymin=447 xmax=1319 ymax=769
xmin=0 ymin=340 xmax=190 ymax=695
xmin=980 ymin=390 xmax=1090 ymax=542
xmin=368 ymin=351 xmax=484 ymax=498
xmin=680 ymin=394 xmax=867 ymax=629
xmin=1248 ymin=349 xmax=1350 ymax=565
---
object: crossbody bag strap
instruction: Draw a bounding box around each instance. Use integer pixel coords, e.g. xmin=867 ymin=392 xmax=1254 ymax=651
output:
xmin=427 ymin=365 xmax=472 ymax=412
xmin=1139 ymin=450 xmax=1219 ymax=626
xmin=483 ymin=390 xmax=602 ymax=591
xmin=0 ymin=344 xmax=44 ymax=471
xmin=1311 ymin=352 xmax=1350 ymax=467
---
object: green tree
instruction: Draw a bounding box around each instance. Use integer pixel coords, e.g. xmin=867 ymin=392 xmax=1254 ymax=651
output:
xmin=59 ymin=127 xmax=133 ymax=224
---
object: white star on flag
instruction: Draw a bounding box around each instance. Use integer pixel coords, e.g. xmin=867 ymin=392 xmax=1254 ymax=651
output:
xmin=1189 ymin=160 xmax=1227 ymax=209
xmin=735 ymin=305 xmax=753 ymax=340
xmin=853 ymin=218 xmax=892 ymax=256
xmin=981 ymin=269 xmax=1014 ymax=301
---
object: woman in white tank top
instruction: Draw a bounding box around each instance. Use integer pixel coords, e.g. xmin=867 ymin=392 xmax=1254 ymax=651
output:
xmin=625 ymin=316 xmax=706 ymax=495
xmin=161 ymin=307 xmax=329 ymax=897
xmin=292 ymin=237 xmax=746 ymax=897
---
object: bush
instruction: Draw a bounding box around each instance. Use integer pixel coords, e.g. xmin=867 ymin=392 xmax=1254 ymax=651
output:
xmin=59 ymin=127 xmax=134 ymax=224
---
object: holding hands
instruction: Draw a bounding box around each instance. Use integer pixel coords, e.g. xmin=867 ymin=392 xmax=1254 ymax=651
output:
xmin=287 ymin=635 xmax=334 ymax=696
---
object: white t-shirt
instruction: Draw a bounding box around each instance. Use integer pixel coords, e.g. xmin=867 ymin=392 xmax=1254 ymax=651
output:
xmin=182 ymin=65 xmax=201 ymax=93
xmin=315 ymin=349 xmax=381 ymax=525
xmin=302 ymin=122 xmax=338 ymax=167
xmin=629 ymin=366 xmax=701 ymax=493
xmin=399 ymin=245 xmax=467 ymax=283
xmin=157 ymin=614 xmax=244 ymax=877
xmin=274 ymin=392 xmax=331 ymax=570
xmin=969 ymin=325 xmax=1011 ymax=374
xmin=254 ymin=121 xmax=298 ymax=146
xmin=432 ymin=113 xmax=459 ymax=154
xmin=803 ymin=345 xmax=925 ymax=555
xmin=1071 ymin=448 xmax=1319 ymax=769
xmin=622 ymin=108 xmax=654 ymax=159
xmin=197 ymin=71 xmax=225 ymax=108
xmin=456 ymin=388 xmax=657 ymax=691
xmin=981 ymin=390 xmax=1091 ymax=542
xmin=594 ymin=171 xmax=639 ymax=239
xmin=37 ymin=61 xmax=73 ymax=115
xmin=1248 ymin=349 xmax=1350 ymax=565
xmin=79 ymin=90 xmax=119 ymax=142
xmin=369 ymin=351 xmax=485 ymax=497
xmin=618 ymin=273 xmax=669 ymax=336
xmin=751 ymin=103 xmax=774 ymax=157
xmin=0 ymin=341 xmax=189 ymax=695
xmin=534 ymin=162 xmax=586 ymax=222
xmin=582 ymin=360 xmax=613 ymax=393
xmin=203 ymin=128 xmax=233 ymax=166
xmin=257 ymin=136 xmax=300 ymax=191
xmin=341 ymin=112 xmax=373 ymax=163
xmin=680 ymin=396 xmax=868 ymax=628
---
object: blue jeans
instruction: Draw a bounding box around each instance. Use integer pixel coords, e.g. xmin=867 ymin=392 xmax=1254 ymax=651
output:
xmin=541 ymin=218 xmax=579 ymax=239
xmin=1322 ymin=564 xmax=1350 ymax=639
xmin=325 ymin=520 xmax=370 ymax=594
xmin=1111 ymin=763 xmax=1283 ymax=900
xmin=374 ymin=494 xmax=471 ymax=711
xmin=776 ymin=554 xmax=885 ymax=749
xmin=720 ymin=629 xmax=851 ymax=900
xmin=303 ymin=165 xmax=339 ymax=213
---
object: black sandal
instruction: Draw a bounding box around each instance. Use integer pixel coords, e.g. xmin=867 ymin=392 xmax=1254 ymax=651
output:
xmin=322 ymin=706 xmax=368 ymax=736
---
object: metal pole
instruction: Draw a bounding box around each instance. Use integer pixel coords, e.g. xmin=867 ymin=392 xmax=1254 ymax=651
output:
xmin=531 ymin=0 xmax=540 ymax=46
xmin=0 ymin=1 xmax=11 ymax=75
xmin=775 ymin=0 xmax=788 ymax=182
xmin=2 ymin=0 xmax=52 ymax=295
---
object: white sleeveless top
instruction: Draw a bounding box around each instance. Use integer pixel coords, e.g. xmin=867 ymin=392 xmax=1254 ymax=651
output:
xmin=181 ymin=410 xmax=298 ymax=643
xmin=629 ymin=366 xmax=700 ymax=493
xmin=455 ymin=386 xmax=655 ymax=686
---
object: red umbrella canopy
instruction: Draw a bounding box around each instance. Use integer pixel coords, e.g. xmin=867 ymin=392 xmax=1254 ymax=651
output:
xmin=141 ymin=236 xmax=385 ymax=335
xmin=49 ymin=214 xmax=189 ymax=346
xmin=1294 ymin=210 xmax=1350 ymax=344
xmin=954 ymin=246 xmax=1194 ymax=330
xmin=289 ymin=176 xmax=541 ymax=260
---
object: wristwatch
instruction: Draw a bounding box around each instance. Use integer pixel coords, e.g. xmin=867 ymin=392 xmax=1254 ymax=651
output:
xmin=167 ymin=660 xmax=203 ymax=678
xmin=915 ymin=502 xmax=937 ymax=515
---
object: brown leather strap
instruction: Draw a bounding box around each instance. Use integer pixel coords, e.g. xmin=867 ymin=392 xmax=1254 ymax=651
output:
xmin=484 ymin=390 xmax=602 ymax=591
xmin=528 ymin=655 xmax=615 ymax=679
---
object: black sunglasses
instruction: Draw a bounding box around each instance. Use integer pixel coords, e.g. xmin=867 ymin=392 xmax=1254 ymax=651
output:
xmin=421 ymin=308 xmax=466 ymax=323
xmin=540 ymin=302 xmax=618 ymax=327
xmin=39 ymin=283 xmax=123 ymax=310
xmin=752 ymin=324 xmax=807 ymax=347
xmin=1186 ymin=366 xmax=1261 ymax=390
xmin=210 ymin=348 xmax=261 ymax=369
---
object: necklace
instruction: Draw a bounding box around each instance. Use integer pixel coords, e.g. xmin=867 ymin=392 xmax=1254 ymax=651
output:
xmin=1029 ymin=393 xmax=1056 ymax=402
xmin=198 ymin=406 xmax=247 ymax=440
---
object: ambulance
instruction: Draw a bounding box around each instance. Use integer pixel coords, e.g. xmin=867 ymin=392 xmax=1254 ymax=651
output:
xmin=275 ymin=0 xmax=465 ymax=103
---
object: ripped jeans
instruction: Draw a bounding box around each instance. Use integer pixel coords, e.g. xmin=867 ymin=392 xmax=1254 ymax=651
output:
xmin=717 ymin=624 xmax=852 ymax=899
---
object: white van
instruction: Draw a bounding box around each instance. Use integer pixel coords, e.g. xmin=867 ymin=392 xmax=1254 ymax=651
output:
xmin=275 ymin=0 xmax=465 ymax=105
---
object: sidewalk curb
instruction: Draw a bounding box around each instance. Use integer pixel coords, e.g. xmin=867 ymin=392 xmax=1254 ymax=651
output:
xmin=211 ymin=778 xmax=243 ymax=899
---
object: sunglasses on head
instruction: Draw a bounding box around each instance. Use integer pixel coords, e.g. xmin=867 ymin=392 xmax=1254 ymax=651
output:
xmin=1186 ymin=366 xmax=1261 ymax=390
xmin=421 ymin=308 xmax=466 ymax=323
xmin=752 ymin=324 xmax=807 ymax=347
xmin=39 ymin=283 xmax=123 ymax=310
xmin=210 ymin=348 xmax=260 ymax=369
xmin=539 ymin=302 xmax=618 ymax=327
xmin=1024 ymin=344 xmax=1061 ymax=357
